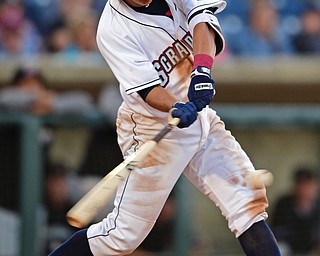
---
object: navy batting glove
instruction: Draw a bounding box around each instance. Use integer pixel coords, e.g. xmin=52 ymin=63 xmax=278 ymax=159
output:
xmin=171 ymin=102 xmax=198 ymax=128
xmin=188 ymin=66 xmax=215 ymax=111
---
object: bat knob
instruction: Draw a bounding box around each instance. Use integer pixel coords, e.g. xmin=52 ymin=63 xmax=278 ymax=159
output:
xmin=168 ymin=109 xmax=180 ymax=127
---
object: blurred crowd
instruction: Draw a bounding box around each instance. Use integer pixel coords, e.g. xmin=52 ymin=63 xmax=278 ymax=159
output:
xmin=219 ymin=0 xmax=320 ymax=57
xmin=0 ymin=0 xmax=105 ymax=58
xmin=0 ymin=0 xmax=319 ymax=59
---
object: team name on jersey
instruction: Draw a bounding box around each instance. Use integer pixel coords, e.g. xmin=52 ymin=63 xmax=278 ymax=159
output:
xmin=152 ymin=32 xmax=193 ymax=86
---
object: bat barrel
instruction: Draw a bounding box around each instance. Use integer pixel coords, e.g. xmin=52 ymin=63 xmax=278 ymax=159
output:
xmin=65 ymin=117 xmax=179 ymax=228
xmin=66 ymin=214 xmax=85 ymax=228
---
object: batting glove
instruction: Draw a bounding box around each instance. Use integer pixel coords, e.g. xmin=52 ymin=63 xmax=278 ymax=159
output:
xmin=188 ymin=66 xmax=215 ymax=112
xmin=171 ymin=102 xmax=198 ymax=128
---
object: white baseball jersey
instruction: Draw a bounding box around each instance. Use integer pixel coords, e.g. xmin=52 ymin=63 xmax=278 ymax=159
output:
xmin=88 ymin=1 xmax=269 ymax=255
xmin=96 ymin=0 xmax=226 ymax=119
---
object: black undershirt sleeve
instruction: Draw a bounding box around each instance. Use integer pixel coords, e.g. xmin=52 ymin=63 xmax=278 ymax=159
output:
xmin=137 ymin=85 xmax=159 ymax=101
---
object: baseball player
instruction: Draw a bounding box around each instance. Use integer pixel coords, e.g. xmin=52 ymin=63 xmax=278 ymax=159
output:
xmin=49 ymin=0 xmax=281 ymax=255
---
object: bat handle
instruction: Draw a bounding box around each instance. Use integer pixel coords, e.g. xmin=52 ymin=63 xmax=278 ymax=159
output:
xmin=168 ymin=117 xmax=180 ymax=127
xmin=152 ymin=114 xmax=180 ymax=143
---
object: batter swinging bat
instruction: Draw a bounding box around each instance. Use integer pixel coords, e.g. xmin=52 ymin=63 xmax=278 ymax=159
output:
xmin=66 ymin=116 xmax=180 ymax=228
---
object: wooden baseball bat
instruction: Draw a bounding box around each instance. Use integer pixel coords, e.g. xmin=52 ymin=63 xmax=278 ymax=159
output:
xmin=66 ymin=116 xmax=180 ymax=228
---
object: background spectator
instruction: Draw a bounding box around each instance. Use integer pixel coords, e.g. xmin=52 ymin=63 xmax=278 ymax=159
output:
xmin=0 ymin=65 xmax=95 ymax=115
xmin=293 ymin=8 xmax=320 ymax=54
xmin=44 ymin=163 xmax=78 ymax=255
xmin=225 ymin=0 xmax=294 ymax=57
xmin=23 ymin=0 xmax=61 ymax=37
xmin=0 ymin=1 xmax=43 ymax=58
xmin=41 ymin=2 xmax=100 ymax=59
xmin=271 ymin=167 xmax=320 ymax=255
xmin=23 ymin=0 xmax=105 ymax=37
xmin=21 ymin=0 xmax=103 ymax=55
xmin=45 ymin=20 xmax=73 ymax=54
xmin=63 ymin=5 xmax=99 ymax=54
xmin=0 ymin=65 xmax=53 ymax=114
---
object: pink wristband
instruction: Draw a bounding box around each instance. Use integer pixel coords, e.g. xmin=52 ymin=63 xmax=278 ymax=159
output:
xmin=193 ymin=54 xmax=214 ymax=69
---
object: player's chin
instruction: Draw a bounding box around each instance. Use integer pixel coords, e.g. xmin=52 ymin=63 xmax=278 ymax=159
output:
xmin=138 ymin=0 xmax=152 ymax=7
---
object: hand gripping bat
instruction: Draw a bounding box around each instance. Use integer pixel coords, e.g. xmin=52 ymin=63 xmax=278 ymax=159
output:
xmin=66 ymin=116 xmax=180 ymax=228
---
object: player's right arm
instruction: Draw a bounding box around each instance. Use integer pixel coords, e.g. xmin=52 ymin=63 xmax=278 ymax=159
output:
xmin=144 ymin=85 xmax=178 ymax=113
xmin=144 ymin=85 xmax=198 ymax=129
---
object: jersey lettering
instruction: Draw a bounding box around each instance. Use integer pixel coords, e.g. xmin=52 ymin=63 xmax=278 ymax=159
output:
xmin=181 ymin=32 xmax=193 ymax=52
xmin=165 ymin=47 xmax=181 ymax=67
xmin=159 ymin=53 xmax=173 ymax=73
xmin=153 ymin=60 xmax=169 ymax=86
xmin=173 ymin=41 xmax=190 ymax=60
xmin=153 ymin=32 xmax=192 ymax=87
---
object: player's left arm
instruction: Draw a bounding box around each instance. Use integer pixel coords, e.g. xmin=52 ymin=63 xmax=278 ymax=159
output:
xmin=187 ymin=22 xmax=216 ymax=111
xmin=186 ymin=1 xmax=226 ymax=111
xmin=193 ymin=22 xmax=216 ymax=57
xmin=186 ymin=0 xmax=226 ymax=56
